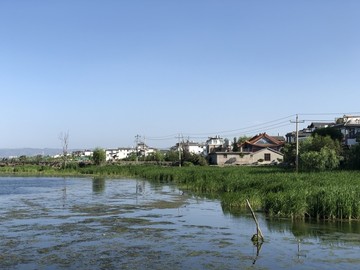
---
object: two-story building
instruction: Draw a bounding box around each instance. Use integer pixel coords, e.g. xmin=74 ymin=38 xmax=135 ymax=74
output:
xmin=206 ymin=136 xmax=229 ymax=154
xmin=106 ymin=148 xmax=135 ymax=161
xmin=285 ymin=122 xmax=335 ymax=143
xmin=334 ymin=115 xmax=360 ymax=147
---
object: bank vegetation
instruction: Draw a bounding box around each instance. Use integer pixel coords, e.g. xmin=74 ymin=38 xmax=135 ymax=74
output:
xmin=1 ymin=161 xmax=360 ymax=221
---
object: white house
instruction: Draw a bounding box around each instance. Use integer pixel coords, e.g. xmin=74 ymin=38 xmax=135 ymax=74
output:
xmin=206 ymin=136 xmax=227 ymax=154
xmin=106 ymin=148 xmax=135 ymax=161
xmin=334 ymin=115 xmax=360 ymax=147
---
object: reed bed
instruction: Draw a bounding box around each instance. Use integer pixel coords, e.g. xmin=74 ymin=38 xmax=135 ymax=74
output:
xmin=2 ymin=163 xmax=360 ymax=220
xmin=107 ymin=165 xmax=360 ymax=221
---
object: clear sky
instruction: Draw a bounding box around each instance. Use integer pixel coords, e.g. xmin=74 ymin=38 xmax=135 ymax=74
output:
xmin=1 ymin=0 xmax=360 ymax=149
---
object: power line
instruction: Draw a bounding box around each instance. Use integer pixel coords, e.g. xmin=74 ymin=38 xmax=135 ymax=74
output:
xmin=299 ymin=112 xmax=360 ymax=116
xmin=181 ymin=114 xmax=296 ymax=136
xmin=142 ymin=112 xmax=358 ymax=146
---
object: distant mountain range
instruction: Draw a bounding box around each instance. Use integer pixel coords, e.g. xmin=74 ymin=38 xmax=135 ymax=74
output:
xmin=0 ymin=148 xmax=64 ymax=158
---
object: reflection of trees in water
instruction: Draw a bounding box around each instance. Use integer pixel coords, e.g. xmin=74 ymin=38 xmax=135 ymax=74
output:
xmin=223 ymin=201 xmax=360 ymax=241
xmin=268 ymin=219 xmax=360 ymax=239
xmin=92 ymin=177 xmax=105 ymax=193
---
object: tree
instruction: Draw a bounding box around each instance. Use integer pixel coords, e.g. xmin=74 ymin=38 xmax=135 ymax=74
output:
xmin=145 ymin=151 xmax=165 ymax=162
xmin=19 ymin=155 xmax=27 ymax=165
xmin=237 ymin=136 xmax=251 ymax=145
xmin=283 ymin=143 xmax=296 ymax=166
xmin=312 ymin=127 xmax=343 ymax=142
xmin=92 ymin=148 xmax=106 ymax=165
xmin=232 ymin=137 xmax=239 ymax=152
xmin=164 ymin=150 xmax=179 ymax=162
xmin=302 ymin=134 xmax=342 ymax=156
xmin=299 ymin=135 xmax=341 ymax=171
xmin=59 ymin=131 xmax=70 ymax=169
xmin=344 ymin=144 xmax=360 ymax=170
xmin=300 ymin=147 xmax=339 ymax=171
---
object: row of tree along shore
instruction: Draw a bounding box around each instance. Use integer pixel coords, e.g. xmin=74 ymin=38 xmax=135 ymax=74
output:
xmin=3 ymin=131 xmax=360 ymax=171
xmin=1 ymin=158 xmax=360 ymax=221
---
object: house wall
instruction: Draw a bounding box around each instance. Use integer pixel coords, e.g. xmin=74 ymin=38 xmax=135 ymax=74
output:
xmin=187 ymin=145 xmax=205 ymax=155
xmin=209 ymin=149 xmax=283 ymax=166
xmin=340 ymin=126 xmax=360 ymax=146
xmin=106 ymin=148 xmax=134 ymax=161
xmin=251 ymin=150 xmax=283 ymax=164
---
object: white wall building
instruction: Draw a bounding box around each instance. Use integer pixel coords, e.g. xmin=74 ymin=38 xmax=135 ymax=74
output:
xmin=106 ymin=148 xmax=135 ymax=161
xmin=334 ymin=115 xmax=360 ymax=146
xmin=206 ymin=136 xmax=226 ymax=154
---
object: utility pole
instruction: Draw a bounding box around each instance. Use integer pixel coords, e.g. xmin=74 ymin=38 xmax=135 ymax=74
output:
xmin=135 ymin=134 xmax=141 ymax=163
xmin=176 ymin=133 xmax=183 ymax=167
xmin=143 ymin=135 xmax=146 ymax=161
xmin=291 ymin=114 xmax=304 ymax=173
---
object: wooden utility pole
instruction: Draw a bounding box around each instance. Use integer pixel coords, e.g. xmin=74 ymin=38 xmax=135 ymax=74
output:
xmin=135 ymin=134 xmax=141 ymax=163
xmin=176 ymin=133 xmax=183 ymax=167
xmin=291 ymin=114 xmax=304 ymax=173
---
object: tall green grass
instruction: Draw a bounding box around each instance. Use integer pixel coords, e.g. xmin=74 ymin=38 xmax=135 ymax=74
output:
xmin=116 ymin=165 xmax=360 ymax=220
xmin=2 ymin=163 xmax=360 ymax=220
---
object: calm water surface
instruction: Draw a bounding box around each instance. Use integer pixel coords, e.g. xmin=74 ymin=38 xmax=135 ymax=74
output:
xmin=0 ymin=176 xmax=359 ymax=270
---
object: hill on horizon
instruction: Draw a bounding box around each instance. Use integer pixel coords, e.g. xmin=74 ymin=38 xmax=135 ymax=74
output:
xmin=0 ymin=148 xmax=63 ymax=158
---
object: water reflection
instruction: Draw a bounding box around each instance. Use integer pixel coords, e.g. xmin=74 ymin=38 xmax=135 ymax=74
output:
xmin=136 ymin=180 xmax=145 ymax=194
xmin=223 ymin=202 xmax=360 ymax=246
xmin=62 ymin=177 xmax=67 ymax=208
xmin=1 ymin=177 xmax=360 ymax=270
xmin=92 ymin=177 xmax=105 ymax=193
xmin=268 ymin=218 xmax=360 ymax=241
xmin=252 ymin=240 xmax=263 ymax=265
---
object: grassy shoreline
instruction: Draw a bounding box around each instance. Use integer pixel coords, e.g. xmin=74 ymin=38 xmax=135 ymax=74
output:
xmin=1 ymin=164 xmax=360 ymax=220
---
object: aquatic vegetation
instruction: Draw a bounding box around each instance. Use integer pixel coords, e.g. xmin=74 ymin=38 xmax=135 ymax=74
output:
xmin=114 ymin=165 xmax=360 ymax=221
xmin=2 ymin=163 xmax=360 ymax=220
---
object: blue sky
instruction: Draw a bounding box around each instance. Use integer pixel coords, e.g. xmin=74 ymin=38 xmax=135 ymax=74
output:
xmin=1 ymin=1 xmax=360 ymax=149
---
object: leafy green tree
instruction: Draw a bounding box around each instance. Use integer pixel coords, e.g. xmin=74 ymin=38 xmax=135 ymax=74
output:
xmin=92 ymin=148 xmax=106 ymax=165
xmin=232 ymin=137 xmax=239 ymax=152
xmin=345 ymin=144 xmax=360 ymax=169
xmin=299 ymin=135 xmax=341 ymax=171
xmin=302 ymin=134 xmax=342 ymax=156
xmin=283 ymin=143 xmax=296 ymax=166
xmin=312 ymin=127 xmax=343 ymax=142
xmin=300 ymin=147 xmax=339 ymax=171
xmin=19 ymin=155 xmax=27 ymax=165
xmin=237 ymin=136 xmax=251 ymax=145
xmin=145 ymin=151 xmax=165 ymax=162
xmin=164 ymin=150 xmax=179 ymax=162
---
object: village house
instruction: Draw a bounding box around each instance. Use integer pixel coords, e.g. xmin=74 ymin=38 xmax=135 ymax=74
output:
xmin=239 ymin=133 xmax=285 ymax=152
xmin=72 ymin=149 xmax=93 ymax=160
xmin=205 ymin=136 xmax=231 ymax=154
xmin=285 ymin=122 xmax=335 ymax=143
xmin=333 ymin=115 xmax=360 ymax=147
xmin=208 ymin=133 xmax=285 ymax=166
xmin=208 ymin=147 xmax=283 ymax=166
xmin=105 ymin=148 xmax=134 ymax=161
xmin=136 ymin=142 xmax=156 ymax=157
xmin=171 ymin=140 xmax=206 ymax=155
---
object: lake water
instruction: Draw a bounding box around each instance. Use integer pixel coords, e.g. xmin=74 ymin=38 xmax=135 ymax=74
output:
xmin=0 ymin=176 xmax=359 ymax=270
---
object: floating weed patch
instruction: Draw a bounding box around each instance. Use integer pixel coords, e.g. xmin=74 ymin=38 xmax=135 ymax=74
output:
xmin=143 ymin=199 xmax=187 ymax=209
xmin=216 ymin=239 xmax=234 ymax=248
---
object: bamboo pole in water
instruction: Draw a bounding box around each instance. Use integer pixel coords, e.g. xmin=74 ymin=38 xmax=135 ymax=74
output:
xmin=246 ymin=199 xmax=264 ymax=241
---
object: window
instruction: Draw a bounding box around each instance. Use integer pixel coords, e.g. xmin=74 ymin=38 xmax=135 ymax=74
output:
xmin=223 ymin=154 xmax=227 ymax=158
xmin=264 ymin=153 xmax=271 ymax=161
